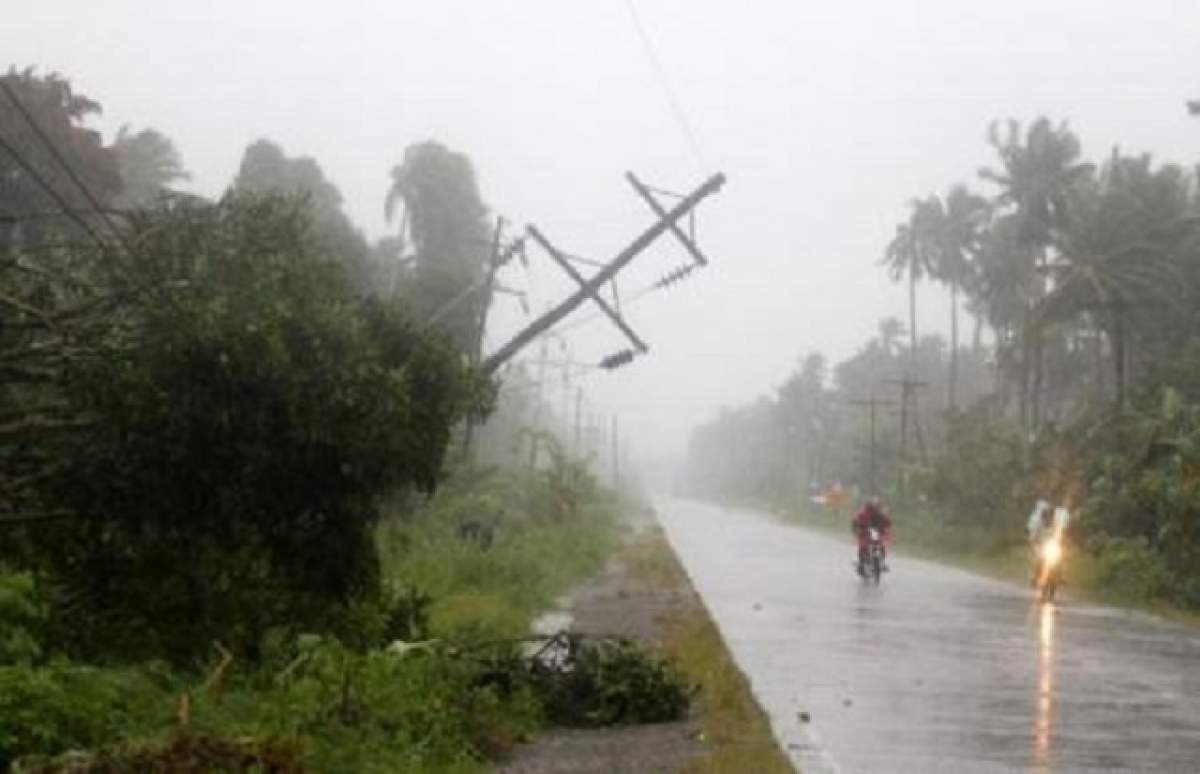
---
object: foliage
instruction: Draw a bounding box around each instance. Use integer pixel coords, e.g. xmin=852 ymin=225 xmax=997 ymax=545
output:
xmin=540 ymin=638 xmax=693 ymax=727
xmin=687 ymin=111 xmax=1200 ymax=613
xmin=927 ymin=407 xmax=1027 ymax=529
xmin=232 ymin=138 xmax=374 ymax=293
xmin=385 ymin=141 xmax=491 ymax=351
xmin=0 ymin=573 xmax=46 ymax=666
xmin=1084 ymin=535 xmax=1172 ymax=605
xmin=2 ymin=459 xmax=626 ymax=772
xmin=111 ymin=125 xmax=189 ymax=208
xmin=13 ymin=732 xmax=305 ymax=773
xmin=0 ymin=661 xmax=174 ymax=769
xmin=379 ymin=463 xmax=620 ymax=645
xmin=0 ymin=67 xmax=122 ymax=250
xmin=14 ymin=193 xmax=485 ymax=663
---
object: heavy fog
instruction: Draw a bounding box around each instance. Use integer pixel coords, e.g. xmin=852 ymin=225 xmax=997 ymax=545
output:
xmin=9 ymin=0 xmax=1200 ymax=462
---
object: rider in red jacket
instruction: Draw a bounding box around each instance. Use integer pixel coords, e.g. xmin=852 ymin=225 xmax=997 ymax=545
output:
xmin=852 ymin=497 xmax=893 ymax=575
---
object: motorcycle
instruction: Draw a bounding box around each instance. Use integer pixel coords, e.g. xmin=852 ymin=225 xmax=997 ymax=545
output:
xmin=1035 ymin=531 xmax=1064 ymax=603
xmin=859 ymin=527 xmax=886 ymax=584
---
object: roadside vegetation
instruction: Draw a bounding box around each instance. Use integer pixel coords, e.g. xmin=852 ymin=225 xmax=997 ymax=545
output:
xmin=1 ymin=461 xmax=632 ymax=771
xmin=0 ymin=67 xmax=681 ymax=770
xmin=686 ymin=114 xmax=1200 ymax=614
xmin=625 ymin=529 xmax=792 ymax=773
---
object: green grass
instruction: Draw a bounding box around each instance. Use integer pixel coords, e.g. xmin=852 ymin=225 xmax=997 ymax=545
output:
xmin=2 ymin=467 xmax=627 ymax=771
xmin=625 ymin=529 xmax=792 ymax=774
xmin=378 ymin=491 xmax=620 ymax=643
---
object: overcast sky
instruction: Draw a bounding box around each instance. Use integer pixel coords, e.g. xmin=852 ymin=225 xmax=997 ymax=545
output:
xmin=8 ymin=0 xmax=1200 ymax=460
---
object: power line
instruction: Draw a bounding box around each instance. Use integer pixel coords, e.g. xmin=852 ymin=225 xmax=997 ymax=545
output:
xmin=0 ymin=131 xmax=108 ymax=248
xmin=0 ymin=80 xmax=129 ymax=250
xmin=622 ymin=0 xmax=709 ymax=173
xmin=549 ymin=282 xmax=660 ymax=336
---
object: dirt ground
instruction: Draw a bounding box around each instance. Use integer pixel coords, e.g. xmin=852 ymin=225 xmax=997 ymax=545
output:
xmin=496 ymin=527 xmax=707 ymax=774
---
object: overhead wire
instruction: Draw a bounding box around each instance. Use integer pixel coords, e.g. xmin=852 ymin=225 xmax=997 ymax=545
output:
xmin=0 ymin=132 xmax=108 ymax=248
xmin=0 ymin=80 xmax=130 ymax=250
xmin=548 ymin=282 xmax=661 ymax=337
xmin=621 ymin=0 xmax=709 ymax=173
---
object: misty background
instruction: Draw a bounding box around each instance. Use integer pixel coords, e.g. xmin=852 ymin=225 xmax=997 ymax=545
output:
xmin=9 ymin=0 xmax=1200 ymax=462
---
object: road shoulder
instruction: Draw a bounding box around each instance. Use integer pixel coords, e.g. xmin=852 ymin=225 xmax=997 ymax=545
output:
xmin=497 ymin=524 xmax=790 ymax=773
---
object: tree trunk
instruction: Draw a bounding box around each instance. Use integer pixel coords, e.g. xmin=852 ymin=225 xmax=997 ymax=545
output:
xmin=908 ymin=270 xmax=918 ymax=365
xmin=907 ymin=269 xmax=927 ymax=465
xmin=1031 ymin=331 xmax=1044 ymax=432
xmin=949 ymin=280 xmax=959 ymax=412
xmin=1019 ymin=314 xmax=1030 ymax=435
xmin=1114 ymin=302 xmax=1127 ymax=410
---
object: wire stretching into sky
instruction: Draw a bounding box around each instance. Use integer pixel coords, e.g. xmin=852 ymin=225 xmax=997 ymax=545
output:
xmin=0 ymin=80 xmax=129 ymax=250
xmin=621 ymin=0 xmax=709 ymax=173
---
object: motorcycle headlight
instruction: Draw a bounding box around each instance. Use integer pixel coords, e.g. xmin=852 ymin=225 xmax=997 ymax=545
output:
xmin=1041 ymin=538 xmax=1062 ymax=565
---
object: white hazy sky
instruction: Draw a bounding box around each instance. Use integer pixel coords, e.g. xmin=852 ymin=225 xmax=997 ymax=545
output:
xmin=8 ymin=0 xmax=1200 ymax=459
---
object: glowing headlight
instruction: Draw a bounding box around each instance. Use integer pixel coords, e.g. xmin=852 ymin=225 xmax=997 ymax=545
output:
xmin=1041 ymin=538 xmax=1062 ymax=565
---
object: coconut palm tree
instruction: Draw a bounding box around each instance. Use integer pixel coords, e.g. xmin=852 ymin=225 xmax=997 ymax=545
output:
xmin=882 ymin=206 xmax=940 ymax=463
xmin=882 ymin=207 xmax=938 ymax=365
xmin=978 ymin=117 xmax=1093 ymax=432
xmin=928 ymin=186 xmax=990 ymax=411
xmin=1039 ymin=152 xmax=1192 ymax=409
xmin=111 ymin=125 xmax=189 ymax=208
xmin=385 ymin=141 xmax=490 ymax=352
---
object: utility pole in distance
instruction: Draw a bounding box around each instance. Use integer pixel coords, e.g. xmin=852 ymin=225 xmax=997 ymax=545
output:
xmin=849 ymin=395 xmax=896 ymax=495
xmin=527 ymin=336 xmax=550 ymax=470
xmin=573 ymin=387 xmax=583 ymax=456
xmin=881 ymin=374 xmax=928 ymax=471
xmin=611 ymin=415 xmax=620 ymax=489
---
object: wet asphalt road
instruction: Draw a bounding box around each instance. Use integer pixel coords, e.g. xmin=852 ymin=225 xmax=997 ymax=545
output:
xmin=656 ymin=499 xmax=1200 ymax=773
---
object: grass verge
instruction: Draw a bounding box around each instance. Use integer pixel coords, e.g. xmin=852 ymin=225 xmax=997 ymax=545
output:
xmin=625 ymin=528 xmax=793 ymax=773
xmin=2 ymin=465 xmax=626 ymax=772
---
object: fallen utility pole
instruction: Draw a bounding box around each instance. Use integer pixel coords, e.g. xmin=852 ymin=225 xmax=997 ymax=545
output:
xmin=527 ymin=225 xmax=648 ymax=354
xmin=626 ymin=172 xmax=709 ymax=267
xmin=482 ymin=172 xmax=726 ymax=374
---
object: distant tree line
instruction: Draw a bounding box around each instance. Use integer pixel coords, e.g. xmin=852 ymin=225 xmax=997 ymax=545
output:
xmin=686 ymin=113 xmax=1200 ymax=606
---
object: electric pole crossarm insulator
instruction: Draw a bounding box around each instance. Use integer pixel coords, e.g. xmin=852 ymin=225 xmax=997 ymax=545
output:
xmin=527 ymin=224 xmax=649 ymax=355
xmin=482 ymin=172 xmax=726 ymax=374
xmin=626 ymin=171 xmax=710 ymax=267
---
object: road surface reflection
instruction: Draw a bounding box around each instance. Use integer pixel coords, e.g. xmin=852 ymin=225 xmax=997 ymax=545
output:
xmin=1034 ymin=602 xmax=1055 ymax=767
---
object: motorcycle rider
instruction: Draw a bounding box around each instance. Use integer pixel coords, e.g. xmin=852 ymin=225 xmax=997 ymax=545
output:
xmin=1027 ymin=500 xmax=1053 ymax=586
xmin=852 ymin=496 xmax=893 ymax=576
xmin=1027 ymin=500 xmax=1070 ymax=586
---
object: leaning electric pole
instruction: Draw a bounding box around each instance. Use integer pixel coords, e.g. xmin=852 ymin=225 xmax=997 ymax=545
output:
xmin=483 ymin=171 xmax=726 ymax=375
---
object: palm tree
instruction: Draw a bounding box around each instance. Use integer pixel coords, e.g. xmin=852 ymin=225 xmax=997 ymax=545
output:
xmin=111 ymin=126 xmax=189 ymax=208
xmin=882 ymin=208 xmax=938 ymax=364
xmin=882 ymin=207 xmax=939 ymax=464
xmin=385 ymin=141 xmax=491 ymax=351
xmin=979 ymin=118 xmax=1093 ymax=432
xmin=1039 ymin=152 xmax=1191 ymax=409
xmin=934 ymin=186 xmax=990 ymax=411
xmin=973 ymin=213 xmax=1037 ymax=420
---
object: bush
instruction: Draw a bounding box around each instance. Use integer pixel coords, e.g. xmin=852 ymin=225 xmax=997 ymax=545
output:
xmin=20 ymin=194 xmax=488 ymax=664
xmin=1087 ymin=535 xmax=1171 ymax=604
xmin=0 ymin=662 xmax=173 ymax=769
xmin=0 ymin=573 xmax=46 ymax=666
xmin=927 ymin=408 xmax=1028 ymax=529
xmin=541 ymin=638 xmax=693 ymax=727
